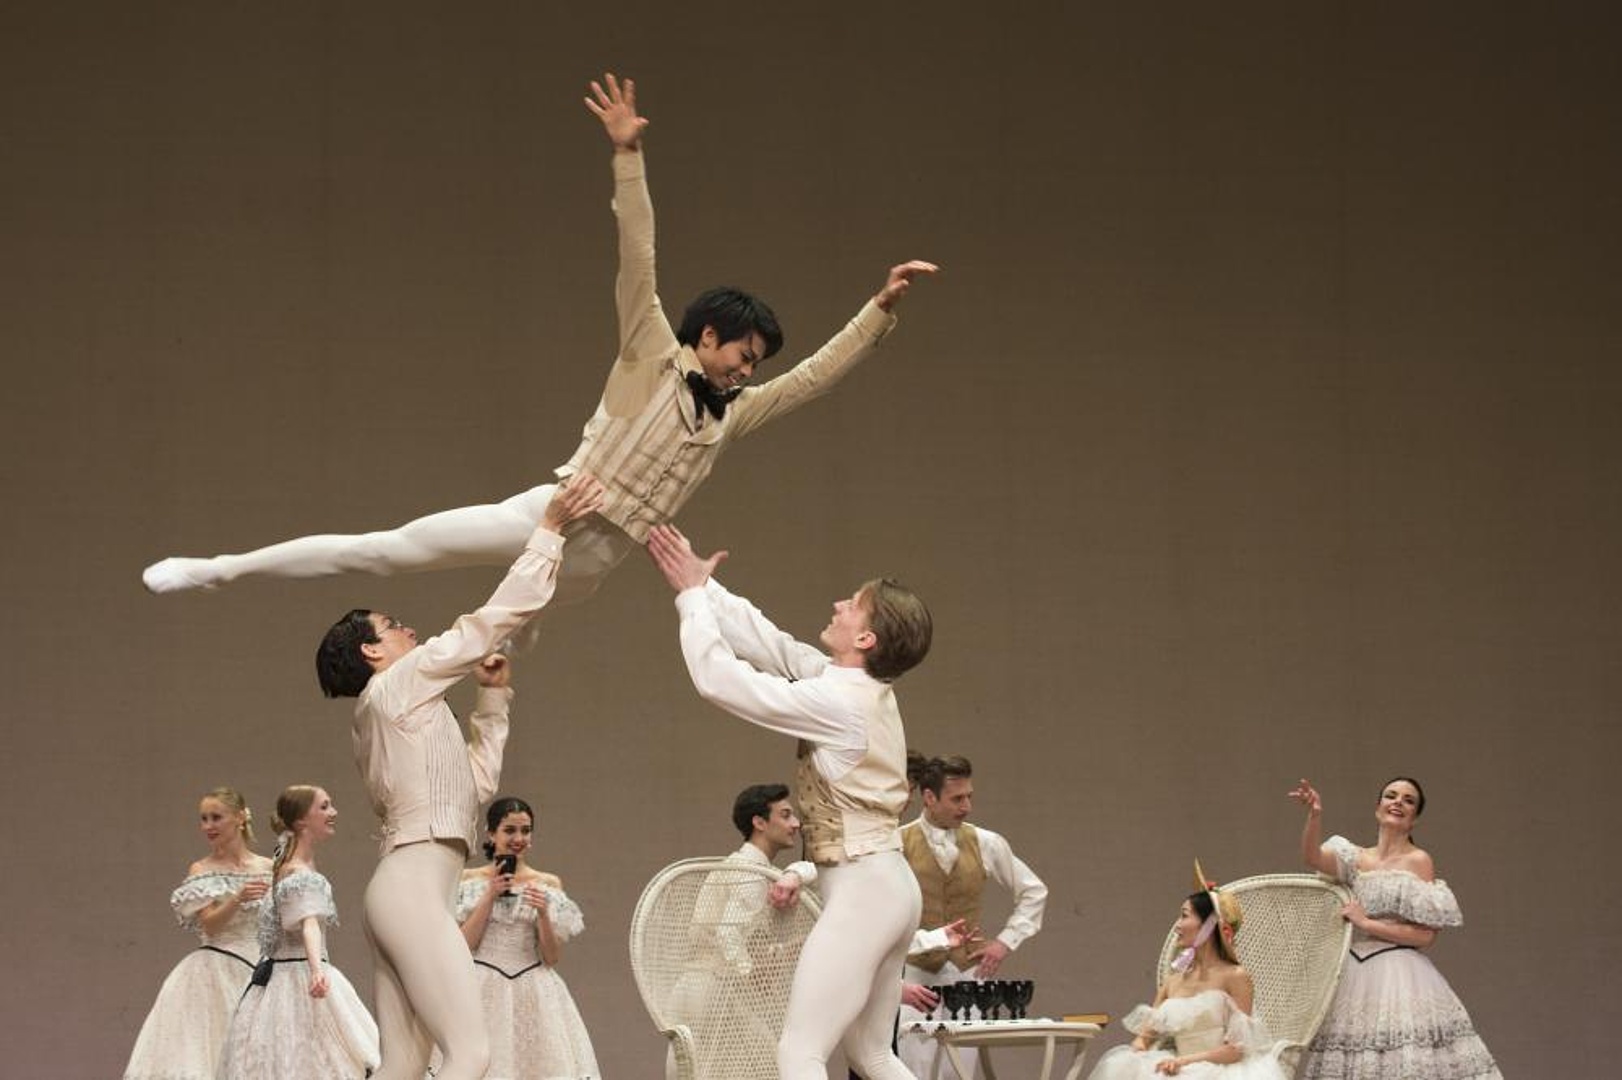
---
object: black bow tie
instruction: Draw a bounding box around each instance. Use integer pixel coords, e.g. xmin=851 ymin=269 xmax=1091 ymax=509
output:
xmin=686 ymin=370 xmax=741 ymax=422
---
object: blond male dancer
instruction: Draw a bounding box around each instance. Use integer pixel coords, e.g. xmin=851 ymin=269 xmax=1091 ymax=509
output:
xmin=648 ymin=524 xmax=933 ymax=1080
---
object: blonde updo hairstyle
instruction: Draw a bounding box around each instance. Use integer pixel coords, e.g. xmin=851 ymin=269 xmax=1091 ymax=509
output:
xmin=202 ymin=785 xmax=257 ymax=846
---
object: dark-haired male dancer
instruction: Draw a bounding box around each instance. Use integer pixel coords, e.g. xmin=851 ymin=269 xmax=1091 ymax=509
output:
xmin=314 ymin=478 xmax=602 ymax=1080
xmin=144 ymin=72 xmax=936 ymax=606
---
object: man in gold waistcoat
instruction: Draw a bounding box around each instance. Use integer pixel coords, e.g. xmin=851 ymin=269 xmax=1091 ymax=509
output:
xmin=898 ymin=755 xmax=1049 ymax=1079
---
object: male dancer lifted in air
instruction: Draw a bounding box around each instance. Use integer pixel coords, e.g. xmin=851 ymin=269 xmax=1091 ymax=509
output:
xmin=144 ymin=73 xmax=936 ymax=614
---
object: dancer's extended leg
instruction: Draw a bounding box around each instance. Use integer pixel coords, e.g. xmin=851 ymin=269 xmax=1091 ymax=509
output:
xmin=366 ymin=841 xmax=489 ymax=1080
xmin=778 ymin=853 xmax=921 ymax=1080
xmin=142 ymin=485 xmax=558 ymax=593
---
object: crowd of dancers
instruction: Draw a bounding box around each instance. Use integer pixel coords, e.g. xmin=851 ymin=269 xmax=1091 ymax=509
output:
xmin=124 ymin=773 xmax=1502 ymax=1079
xmin=127 ymin=72 xmax=1502 ymax=1080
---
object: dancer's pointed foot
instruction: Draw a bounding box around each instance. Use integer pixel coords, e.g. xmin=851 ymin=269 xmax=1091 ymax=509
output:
xmin=141 ymin=557 xmax=219 ymax=594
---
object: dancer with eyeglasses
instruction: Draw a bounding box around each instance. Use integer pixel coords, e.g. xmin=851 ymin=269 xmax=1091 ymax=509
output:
xmin=314 ymin=476 xmax=601 ymax=1080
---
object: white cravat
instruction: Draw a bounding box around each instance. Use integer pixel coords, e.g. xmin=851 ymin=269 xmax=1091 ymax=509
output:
xmin=921 ymin=817 xmax=959 ymax=874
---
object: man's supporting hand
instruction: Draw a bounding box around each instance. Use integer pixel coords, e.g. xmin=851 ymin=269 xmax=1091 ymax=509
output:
xmin=647 ymin=524 xmax=728 ymax=592
xmin=475 ymin=654 xmax=511 ymax=689
xmin=543 ymin=474 xmax=605 ymax=532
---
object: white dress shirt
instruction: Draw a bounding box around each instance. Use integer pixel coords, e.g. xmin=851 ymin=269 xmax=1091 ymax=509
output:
xmin=353 ymin=526 xmax=565 ymax=854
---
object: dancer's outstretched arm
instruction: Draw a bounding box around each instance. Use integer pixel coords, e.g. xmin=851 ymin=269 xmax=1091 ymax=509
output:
xmin=726 ymin=259 xmax=937 ymax=439
xmin=583 ymin=71 xmax=683 ymax=424
xmin=145 ymin=76 xmax=654 ymax=596
xmin=647 ymin=525 xmax=853 ymax=742
xmin=649 ymin=525 xmax=827 ymax=680
xmin=584 ymin=73 xmax=664 ymax=366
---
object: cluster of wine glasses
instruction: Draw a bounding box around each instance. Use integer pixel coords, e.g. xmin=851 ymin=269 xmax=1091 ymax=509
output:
xmin=924 ymin=979 xmax=1036 ymax=1022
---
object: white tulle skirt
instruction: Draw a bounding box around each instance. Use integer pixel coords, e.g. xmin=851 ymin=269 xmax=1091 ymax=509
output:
xmin=1300 ymin=945 xmax=1500 ymax=1080
xmin=431 ymin=963 xmax=598 ymax=1080
xmin=1090 ymin=1044 xmax=1289 ymax=1080
xmin=125 ymin=946 xmax=255 ymax=1080
xmin=217 ymin=960 xmax=379 ymax=1079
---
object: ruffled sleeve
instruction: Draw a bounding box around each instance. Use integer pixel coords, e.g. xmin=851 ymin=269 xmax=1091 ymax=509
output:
xmin=1121 ymin=1003 xmax=1157 ymax=1037
xmin=1221 ymin=995 xmax=1277 ymax=1057
xmin=169 ymin=872 xmax=238 ymax=927
xmin=454 ymin=877 xmax=489 ymax=922
xmin=543 ymin=886 xmax=585 ymax=942
xmin=1323 ymin=835 xmax=1360 ymax=885
xmin=277 ymin=871 xmax=338 ymax=929
xmin=1357 ymin=872 xmax=1464 ymax=928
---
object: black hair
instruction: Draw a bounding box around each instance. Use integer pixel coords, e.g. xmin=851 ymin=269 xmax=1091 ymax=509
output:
xmin=315 ymin=609 xmax=379 ymax=698
xmin=676 ymin=287 xmax=784 ymax=361
xmin=732 ymin=783 xmax=791 ymax=841
xmin=1186 ymin=890 xmax=1239 ymax=964
xmin=918 ymin=755 xmax=973 ymax=799
xmin=906 ymin=750 xmax=928 ymax=790
xmin=481 ymin=796 xmax=535 ymax=860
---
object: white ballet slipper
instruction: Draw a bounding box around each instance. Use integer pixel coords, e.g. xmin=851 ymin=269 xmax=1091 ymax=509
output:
xmin=141 ymin=557 xmax=219 ymax=594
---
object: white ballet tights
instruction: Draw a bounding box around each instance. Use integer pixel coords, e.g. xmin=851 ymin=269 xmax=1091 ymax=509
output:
xmin=364 ymin=840 xmax=488 ymax=1080
xmin=779 ymin=851 xmax=922 ymax=1080
xmin=145 ymin=483 xmax=634 ymax=606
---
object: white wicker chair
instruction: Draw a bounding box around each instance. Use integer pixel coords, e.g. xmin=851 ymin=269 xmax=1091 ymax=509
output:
xmin=629 ymin=857 xmax=823 ymax=1080
xmin=1153 ymin=873 xmax=1351 ymax=1077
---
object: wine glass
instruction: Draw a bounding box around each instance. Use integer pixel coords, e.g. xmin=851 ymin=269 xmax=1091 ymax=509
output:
xmin=946 ymin=980 xmax=976 ymax=1021
xmin=1007 ymin=979 xmax=1035 ymax=1020
xmin=973 ymin=979 xmax=1003 ymax=1022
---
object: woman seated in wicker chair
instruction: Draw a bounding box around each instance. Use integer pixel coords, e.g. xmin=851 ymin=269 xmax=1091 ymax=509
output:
xmin=1089 ymin=862 xmax=1286 ymax=1080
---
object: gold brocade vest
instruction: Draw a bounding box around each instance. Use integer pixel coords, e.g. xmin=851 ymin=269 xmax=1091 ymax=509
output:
xmin=904 ymin=822 xmax=988 ymax=973
xmin=793 ymin=712 xmax=908 ymax=865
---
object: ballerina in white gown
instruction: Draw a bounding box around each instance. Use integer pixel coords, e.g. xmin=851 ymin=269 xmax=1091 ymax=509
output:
xmin=1089 ymin=863 xmax=1286 ymax=1080
xmin=124 ymin=788 xmax=272 ymax=1080
xmin=437 ymin=796 xmax=599 ymax=1079
xmin=1288 ymin=777 xmax=1501 ymax=1079
xmin=218 ymin=784 xmax=379 ymax=1079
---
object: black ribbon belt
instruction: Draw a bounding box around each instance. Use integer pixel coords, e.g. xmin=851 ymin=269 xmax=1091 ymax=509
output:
xmin=199 ymin=944 xmax=255 ymax=967
xmin=1348 ymin=944 xmax=1417 ymax=963
xmin=249 ymin=955 xmax=310 ymax=987
xmin=474 ymin=958 xmax=545 ymax=980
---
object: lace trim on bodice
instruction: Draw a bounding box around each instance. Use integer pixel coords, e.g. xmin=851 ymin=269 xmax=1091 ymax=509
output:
xmin=170 ymin=870 xmax=271 ymax=948
xmin=455 ymin=878 xmax=585 ymax=941
xmin=455 ymin=878 xmax=584 ymax=975
xmin=1325 ymin=835 xmax=1464 ymax=928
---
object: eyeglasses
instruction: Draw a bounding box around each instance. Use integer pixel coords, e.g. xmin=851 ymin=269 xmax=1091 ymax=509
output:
xmin=376 ymin=616 xmax=406 ymax=634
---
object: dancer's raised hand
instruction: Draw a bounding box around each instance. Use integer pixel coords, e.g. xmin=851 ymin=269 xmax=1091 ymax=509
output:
xmin=585 ymin=71 xmax=648 ymax=151
xmin=874 ymin=259 xmax=939 ymax=312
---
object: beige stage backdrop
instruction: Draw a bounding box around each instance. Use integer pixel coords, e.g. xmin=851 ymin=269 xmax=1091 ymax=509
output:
xmin=3 ymin=3 xmax=1617 ymax=1076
